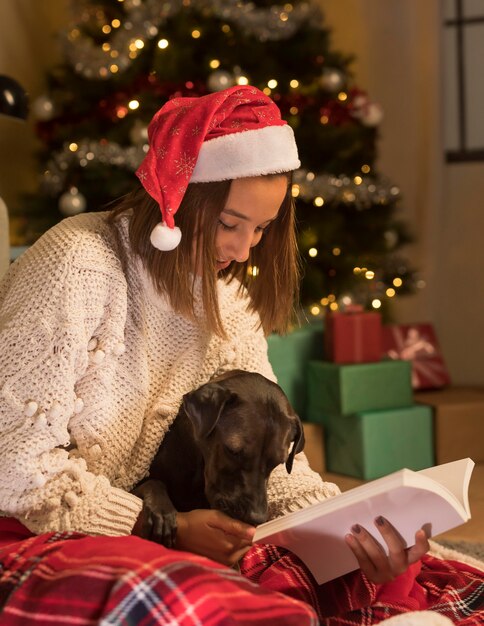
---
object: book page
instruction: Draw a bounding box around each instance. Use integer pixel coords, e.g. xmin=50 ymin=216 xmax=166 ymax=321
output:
xmin=255 ymin=459 xmax=474 ymax=584
xmin=418 ymin=458 xmax=474 ymax=515
xmin=256 ymin=483 xmax=468 ymax=584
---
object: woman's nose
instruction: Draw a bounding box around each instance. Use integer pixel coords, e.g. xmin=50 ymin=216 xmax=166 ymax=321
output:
xmin=231 ymin=232 xmax=255 ymax=263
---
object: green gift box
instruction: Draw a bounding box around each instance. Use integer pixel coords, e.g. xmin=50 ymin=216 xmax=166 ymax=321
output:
xmin=324 ymin=405 xmax=434 ymax=480
xmin=268 ymin=322 xmax=324 ymax=417
xmin=306 ymin=359 xmax=412 ymax=420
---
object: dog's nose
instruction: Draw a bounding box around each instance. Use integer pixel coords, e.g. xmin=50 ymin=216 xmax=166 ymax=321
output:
xmin=243 ymin=509 xmax=268 ymax=526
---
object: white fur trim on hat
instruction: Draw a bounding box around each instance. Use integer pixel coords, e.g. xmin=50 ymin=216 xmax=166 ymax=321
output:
xmin=190 ymin=124 xmax=300 ymax=183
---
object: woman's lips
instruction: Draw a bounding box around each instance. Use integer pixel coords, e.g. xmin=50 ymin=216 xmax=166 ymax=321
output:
xmin=216 ymin=259 xmax=232 ymax=271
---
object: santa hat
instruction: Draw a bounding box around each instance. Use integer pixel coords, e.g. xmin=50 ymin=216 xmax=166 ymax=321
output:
xmin=136 ymin=85 xmax=300 ymax=251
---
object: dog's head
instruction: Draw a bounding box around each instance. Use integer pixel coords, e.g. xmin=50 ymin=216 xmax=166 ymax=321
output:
xmin=181 ymin=370 xmax=305 ymax=526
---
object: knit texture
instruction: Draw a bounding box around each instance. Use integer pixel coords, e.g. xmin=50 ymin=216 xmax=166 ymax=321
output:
xmin=0 ymin=211 xmax=339 ymax=537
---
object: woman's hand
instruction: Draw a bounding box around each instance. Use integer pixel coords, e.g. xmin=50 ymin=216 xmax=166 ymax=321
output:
xmin=345 ymin=515 xmax=430 ymax=584
xmin=175 ymin=509 xmax=256 ymax=567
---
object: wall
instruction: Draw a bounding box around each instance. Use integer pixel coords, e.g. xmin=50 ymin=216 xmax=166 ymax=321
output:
xmin=320 ymin=0 xmax=484 ymax=386
xmin=0 ymin=0 xmax=68 ymax=213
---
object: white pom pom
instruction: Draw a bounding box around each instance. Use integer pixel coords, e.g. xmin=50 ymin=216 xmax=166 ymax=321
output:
xmin=150 ymin=222 xmax=182 ymax=251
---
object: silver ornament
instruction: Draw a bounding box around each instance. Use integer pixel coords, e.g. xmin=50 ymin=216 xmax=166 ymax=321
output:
xmin=59 ymin=187 xmax=87 ymax=216
xmin=207 ymin=70 xmax=235 ymax=92
xmin=129 ymin=120 xmax=149 ymax=145
xmin=319 ymin=67 xmax=345 ymax=93
xmin=32 ymin=94 xmax=56 ymax=121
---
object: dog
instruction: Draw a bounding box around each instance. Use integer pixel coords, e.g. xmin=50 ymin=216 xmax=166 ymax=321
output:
xmin=133 ymin=370 xmax=305 ymax=543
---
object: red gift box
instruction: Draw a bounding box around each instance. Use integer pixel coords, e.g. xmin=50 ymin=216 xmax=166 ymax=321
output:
xmin=324 ymin=306 xmax=382 ymax=364
xmin=382 ymin=323 xmax=451 ymax=390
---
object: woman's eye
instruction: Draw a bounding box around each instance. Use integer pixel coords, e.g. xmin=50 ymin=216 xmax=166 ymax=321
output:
xmin=218 ymin=219 xmax=237 ymax=231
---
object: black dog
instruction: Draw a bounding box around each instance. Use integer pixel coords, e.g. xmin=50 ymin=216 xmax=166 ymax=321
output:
xmin=133 ymin=370 xmax=305 ymax=545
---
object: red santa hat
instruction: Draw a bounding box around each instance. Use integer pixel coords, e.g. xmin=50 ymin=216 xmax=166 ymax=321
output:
xmin=136 ymin=85 xmax=300 ymax=251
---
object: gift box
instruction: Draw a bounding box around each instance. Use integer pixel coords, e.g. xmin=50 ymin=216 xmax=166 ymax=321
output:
xmin=324 ymin=306 xmax=382 ymax=364
xmin=306 ymin=359 xmax=413 ymax=420
xmin=302 ymin=422 xmax=325 ymax=475
xmin=324 ymin=405 xmax=434 ymax=480
xmin=415 ymin=387 xmax=484 ymax=463
xmin=268 ymin=322 xmax=324 ymax=417
xmin=382 ymin=323 xmax=451 ymax=390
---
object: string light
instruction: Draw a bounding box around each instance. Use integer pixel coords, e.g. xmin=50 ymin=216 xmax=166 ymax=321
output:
xmin=191 ymin=29 xmax=201 ymax=39
xmin=290 ymin=106 xmax=298 ymax=115
xmin=354 ymin=175 xmax=362 ymax=185
xmin=221 ymin=24 xmax=231 ymax=33
xmin=337 ymin=91 xmax=348 ymax=101
xmin=308 ymin=248 xmax=318 ymax=257
xmin=328 ymin=294 xmax=336 ymax=302
xmin=310 ymin=305 xmax=321 ymax=316
xmin=290 ymin=79 xmax=299 ymax=88
xmin=365 ymin=270 xmax=375 ymax=280
xmin=291 ymin=184 xmax=300 ymax=197
xmin=372 ymin=299 xmax=382 ymax=309
xmin=386 ymin=288 xmax=396 ymax=297
xmin=393 ymin=277 xmax=403 ymax=287
xmin=267 ymin=79 xmax=278 ymax=89
xmin=209 ymin=59 xmax=220 ymax=68
xmin=313 ymin=197 xmax=324 ymax=207
xmin=111 ymin=19 xmax=121 ymax=28
xmin=158 ymin=39 xmax=169 ymax=49
xmin=110 ymin=64 xmax=119 ymax=73
xmin=332 ymin=247 xmax=341 ymax=256
xmin=320 ymin=297 xmax=329 ymax=306
xmin=69 ymin=143 xmax=78 ymax=152
xmin=102 ymin=25 xmax=112 ymax=34
xmin=361 ymin=164 xmax=371 ymax=173
xmin=263 ymin=87 xmax=272 ymax=95
xmin=353 ymin=267 xmax=361 ymax=274
xmin=329 ymin=302 xmax=338 ymax=311
xmin=128 ymin=99 xmax=140 ymax=110
xmin=320 ymin=115 xmax=329 ymax=124
xmin=237 ymin=76 xmax=249 ymax=85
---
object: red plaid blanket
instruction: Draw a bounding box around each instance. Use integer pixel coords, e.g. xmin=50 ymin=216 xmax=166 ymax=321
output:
xmin=0 ymin=518 xmax=483 ymax=625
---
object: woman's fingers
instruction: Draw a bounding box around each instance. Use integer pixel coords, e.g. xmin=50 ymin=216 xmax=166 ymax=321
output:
xmin=407 ymin=528 xmax=430 ymax=564
xmin=345 ymin=517 xmax=430 ymax=584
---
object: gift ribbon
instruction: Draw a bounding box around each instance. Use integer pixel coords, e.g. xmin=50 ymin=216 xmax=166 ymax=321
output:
xmin=386 ymin=326 xmax=446 ymax=387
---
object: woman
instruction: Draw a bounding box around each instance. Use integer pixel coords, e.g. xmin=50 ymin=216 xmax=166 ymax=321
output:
xmin=0 ymin=86 xmax=481 ymax=625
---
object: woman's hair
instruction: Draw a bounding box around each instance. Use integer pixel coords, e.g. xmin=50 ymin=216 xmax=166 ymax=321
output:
xmin=107 ymin=173 xmax=300 ymax=337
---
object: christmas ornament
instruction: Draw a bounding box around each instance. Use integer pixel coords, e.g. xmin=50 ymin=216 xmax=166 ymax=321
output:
xmin=384 ymin=229 xmax=399 ymax=249
xmin=349 ymin=90 xmax=384 ymax=127
xmin=58 ymin=187 xmax=87 ymax=216
xmin=32 ymin=94 xmax=56 ymax=121
xmin=360 ymin=102 xmax=384 ymax=127
xmin=319 ymin=67 xmax=345 ymax=92
xmin=129 ymin=120 xmax=149 ymax=145
xmin=207 ymin=70 xmax=234 ymax=92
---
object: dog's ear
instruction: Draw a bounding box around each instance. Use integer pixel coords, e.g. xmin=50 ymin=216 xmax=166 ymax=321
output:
xmin=182 ymin=383 xmax=235 ymax=440
xmin=285 ymin=416 xmax=305 ymax=474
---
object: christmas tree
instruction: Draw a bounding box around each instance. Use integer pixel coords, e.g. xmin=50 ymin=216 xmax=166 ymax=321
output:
xmin=14 ymin=0 xmax=419 ymax=317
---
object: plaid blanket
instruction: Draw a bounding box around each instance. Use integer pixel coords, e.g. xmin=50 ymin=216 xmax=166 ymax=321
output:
xmin=1 ymin=518 xmax=483 ymax=625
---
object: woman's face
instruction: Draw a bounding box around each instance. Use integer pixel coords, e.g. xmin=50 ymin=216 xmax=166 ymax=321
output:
xmin=214 ymin=175 xmax=287 ymax=272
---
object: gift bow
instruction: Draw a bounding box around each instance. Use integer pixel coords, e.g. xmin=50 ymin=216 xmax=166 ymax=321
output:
xmin=386 ymin=326 xmax=447 ymax=387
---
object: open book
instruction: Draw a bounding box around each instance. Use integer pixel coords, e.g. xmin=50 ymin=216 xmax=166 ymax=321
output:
xmin=254 ymin=458 xmax=474 ymax=584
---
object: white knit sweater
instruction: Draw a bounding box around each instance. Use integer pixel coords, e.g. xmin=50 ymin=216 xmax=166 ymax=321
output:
xmin=0 ymin=211 xmax=339 ymax=537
